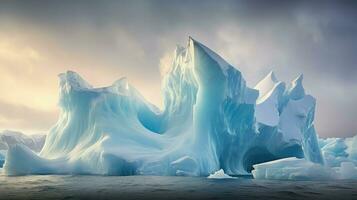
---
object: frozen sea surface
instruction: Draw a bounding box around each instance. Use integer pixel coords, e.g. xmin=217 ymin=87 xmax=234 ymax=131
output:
xmin=1 ymin=174 xmax=357 ymax=200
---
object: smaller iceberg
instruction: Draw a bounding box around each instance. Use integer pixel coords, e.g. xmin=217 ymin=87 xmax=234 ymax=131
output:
xmin=252 ymin=157 xmax=357 ymax=180
xmin=252 ymin=157 xmax=337 ymax=180
xmin=207 ymin=169 xmax=236 ymax=179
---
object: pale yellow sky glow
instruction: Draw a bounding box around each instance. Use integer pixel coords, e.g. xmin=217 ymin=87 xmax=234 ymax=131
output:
xmin=0 ymin=30 xmax=164 ymax=134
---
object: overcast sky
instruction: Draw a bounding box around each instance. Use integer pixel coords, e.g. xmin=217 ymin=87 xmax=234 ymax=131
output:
xmin=0 ymin=0 xmax=356 ymax=137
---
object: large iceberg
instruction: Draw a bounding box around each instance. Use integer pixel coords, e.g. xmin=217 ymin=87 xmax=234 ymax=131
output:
xmin=3 ymin=37 xmax=323 ymax=176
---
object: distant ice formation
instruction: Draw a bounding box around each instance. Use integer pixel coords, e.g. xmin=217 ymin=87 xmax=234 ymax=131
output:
xmin=3 ymin=37 xmax=324 ymax=176
xmin=252 ymin=135 xmax=357 ymax=180
xmin=319 ymin=136 xmax=357 ymax=167
xmin=0 ymin=130 xmax=45 ymax=167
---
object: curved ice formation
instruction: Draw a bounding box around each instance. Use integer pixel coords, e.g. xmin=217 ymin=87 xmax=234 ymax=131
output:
xmin=4 ymin=37 xmax=322 ymax=176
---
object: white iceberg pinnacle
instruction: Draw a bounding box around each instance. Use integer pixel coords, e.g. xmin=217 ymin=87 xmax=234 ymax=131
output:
xmin=254 ymin=71 xmax=284 ymax=127
xmin=208 ymin=169 xmax=236 ymax=179
xmin=3 ymin=37 xmax=323 ymax=176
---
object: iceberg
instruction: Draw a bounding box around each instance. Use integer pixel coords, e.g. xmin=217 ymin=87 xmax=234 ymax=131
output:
xmin=3 ymin=37 xmax=323 ymax=176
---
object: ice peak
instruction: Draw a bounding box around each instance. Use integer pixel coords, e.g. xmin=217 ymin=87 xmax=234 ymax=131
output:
xmin=112 ymin=77 xmax=129 ymax=86
xmin=58 ymin=70 xmax=92 ymax=90
xmin=293 ymin=74 xmax=303 ymax=84
xmin=268 ymin=71 xmax=278 ymax=82
xmin=111 ymin=77 xmax=130 ymax=92
xmin=255 ymin=71 xmax=280 ymax=100
xmin=288 ymin=74 xmax=305 ymax=100
xmin=188 ymin=37 xmax=231 ymax=75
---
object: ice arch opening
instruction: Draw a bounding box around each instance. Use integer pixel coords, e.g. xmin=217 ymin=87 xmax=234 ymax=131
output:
xmin=242 ymin=144 xmax=305 ymax=172
xmin=242 ymin=147 xmax=277 ymax=172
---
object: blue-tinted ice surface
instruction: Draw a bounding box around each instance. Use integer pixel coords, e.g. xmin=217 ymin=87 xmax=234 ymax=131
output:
xmin=4 ymin=38 xmax=326 ymax=177
xmin=0 ymin=153 xmax=4 ymax=168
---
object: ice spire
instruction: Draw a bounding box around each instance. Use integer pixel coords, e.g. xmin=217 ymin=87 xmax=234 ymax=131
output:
xmin=255 ymin=71 xmax=279 ymax=100
xmin=288 ymin=74 xmax=305 ymax=100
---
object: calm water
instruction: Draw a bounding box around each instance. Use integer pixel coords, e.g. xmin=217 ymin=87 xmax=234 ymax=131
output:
xmin=1 ymin=173 xmax=357 ymax=200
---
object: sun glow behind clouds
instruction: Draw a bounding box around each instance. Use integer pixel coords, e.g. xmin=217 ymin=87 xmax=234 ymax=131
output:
xmin=0 ymin=38 xmax=58 ymax=111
